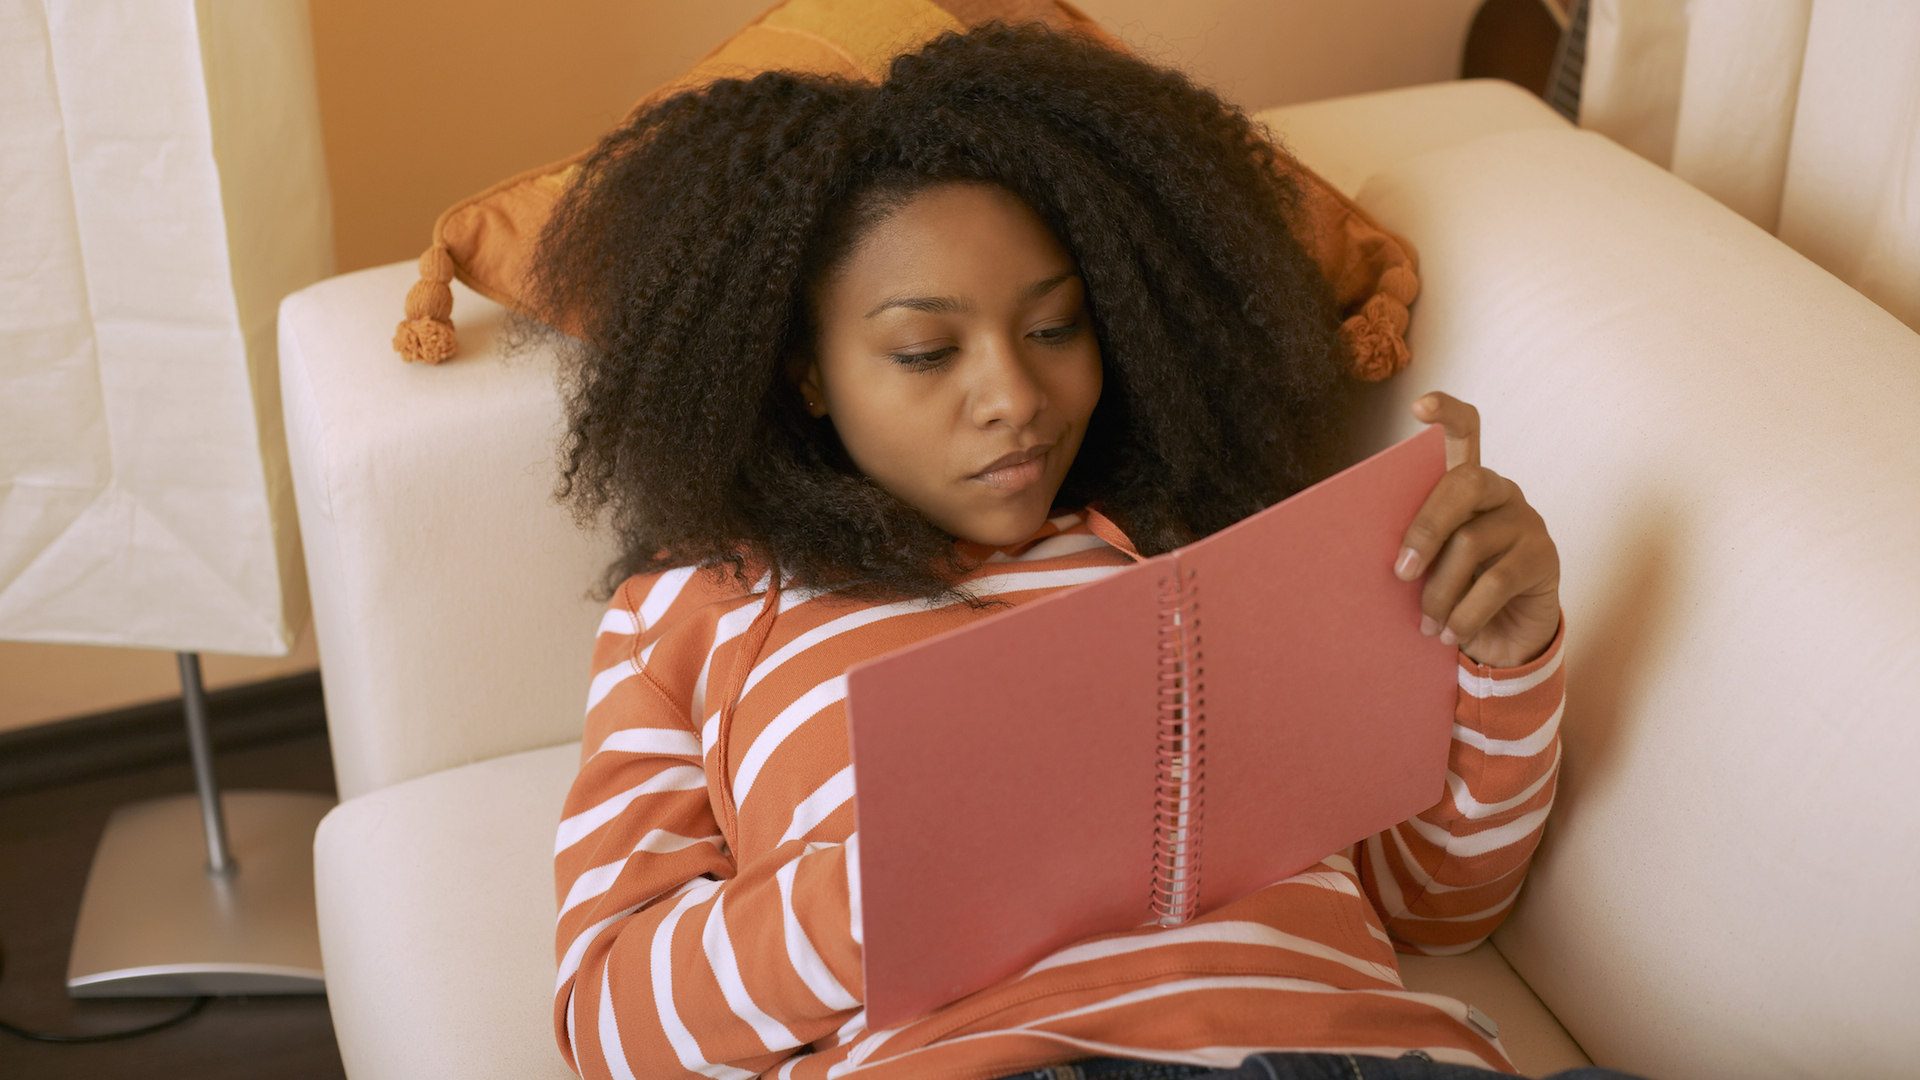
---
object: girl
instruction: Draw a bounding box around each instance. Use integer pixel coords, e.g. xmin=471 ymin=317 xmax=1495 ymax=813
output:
xmin=532 ymin=23 xmax=1595 ymax=1080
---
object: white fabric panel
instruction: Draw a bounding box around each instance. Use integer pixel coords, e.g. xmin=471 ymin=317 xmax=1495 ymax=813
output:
xmin=278 ymin=267 xmax=614 ymax=800
xmin=1582 ymin=0 xmax=1815 ymax=231
xmin=1581 ymin=0 xmax=1920 ymax=330
xmin=1350 ymin=127 xmax=1920 ymax=1080
xmin=315 ymin=741 xmax=582 ymax=1080
xmin=1578 ymin=0 xmax=1690 ymax=166
xmin=1666 ymin=0 xmax=1813 ymax=231
xmin=1777 ymin=0 xmax=1920 ymax=331
xmin=0 ymin=0 xmax=331 ymax=654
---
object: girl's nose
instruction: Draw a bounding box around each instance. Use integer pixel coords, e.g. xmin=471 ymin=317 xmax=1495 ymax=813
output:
xmin=968 ymin=335 xmax=1046 ymax=430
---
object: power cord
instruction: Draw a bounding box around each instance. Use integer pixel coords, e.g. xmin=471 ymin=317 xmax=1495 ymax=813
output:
xmin=0 ymin=935 xmax=210 ymax=1043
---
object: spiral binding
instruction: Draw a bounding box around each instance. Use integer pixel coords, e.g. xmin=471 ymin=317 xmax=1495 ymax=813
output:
xmin=1150 ymin=568 xmax=1205 ymax=926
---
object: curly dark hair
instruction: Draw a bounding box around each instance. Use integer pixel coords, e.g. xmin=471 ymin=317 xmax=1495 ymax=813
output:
xmin=525 ymin=22 xmax=1349 ymax=602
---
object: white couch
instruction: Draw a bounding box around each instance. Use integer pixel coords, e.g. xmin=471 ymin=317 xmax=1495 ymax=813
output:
xmin=281 ymin=80 xmax=1920 ymax=1080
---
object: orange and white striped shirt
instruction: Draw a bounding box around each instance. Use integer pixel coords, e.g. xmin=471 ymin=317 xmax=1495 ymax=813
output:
xmin=553 ymin=511 xmax=1565 ymax=1079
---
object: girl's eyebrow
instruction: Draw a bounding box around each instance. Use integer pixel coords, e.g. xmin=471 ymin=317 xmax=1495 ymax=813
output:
xmin=863 ymin=270 xmax=1078 ymax=318
xmin=1020 ymin=271 xmax=1077 ymax=302
xmin=866 ymin=293 xmax=966 ymax=318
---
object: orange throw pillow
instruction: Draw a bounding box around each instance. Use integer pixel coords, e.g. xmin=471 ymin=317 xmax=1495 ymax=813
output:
xmin=393 ymin=0 xmax=1418 ymax=381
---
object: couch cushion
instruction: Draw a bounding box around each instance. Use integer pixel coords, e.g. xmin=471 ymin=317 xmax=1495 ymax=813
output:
xmin=315 ymin=739 xmax=1590 ymax=1079
xmin=314 ymin=741 xmax=581 ymax=1080
xmin=1397 ymin=947 xmax=1588 ymax=1077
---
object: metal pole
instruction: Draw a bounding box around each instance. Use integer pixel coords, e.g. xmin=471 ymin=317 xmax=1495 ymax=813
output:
xmin=177 ymin=652 xmax=236 ymax=879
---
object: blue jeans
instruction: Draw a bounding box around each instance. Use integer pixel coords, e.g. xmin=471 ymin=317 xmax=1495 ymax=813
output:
xmin=989 ymin=1053 xmax=1650 ymax=1080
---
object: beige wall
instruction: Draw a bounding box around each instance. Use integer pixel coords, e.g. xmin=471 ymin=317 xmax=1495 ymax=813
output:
xmin=309 ymin=0 xmax=774 ymax=274
xmin=0 ymin=622 xmax=321 ymax=735
xmin=313 ymin=0 xmax=1483 ymax=274
xmin=1085 ymin=1 xmax=1484 ymax=122
xmin=0 ymin=0 xmax=1478 ymax=735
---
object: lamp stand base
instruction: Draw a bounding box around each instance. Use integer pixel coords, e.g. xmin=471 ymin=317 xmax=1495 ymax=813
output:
xmin=66 ymin=790 xmax=334 ymax=997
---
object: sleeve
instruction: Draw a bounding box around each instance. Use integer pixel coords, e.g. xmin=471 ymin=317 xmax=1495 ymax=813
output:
xmin=553 ymin=579 xmax=863 ymax=1080
xmin=1358 ymin=619 xmax=1566 ymax=955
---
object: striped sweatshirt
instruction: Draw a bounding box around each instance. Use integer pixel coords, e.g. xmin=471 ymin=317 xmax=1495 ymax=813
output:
xmin=553 ymin=511 xmax=1565 ymax=1080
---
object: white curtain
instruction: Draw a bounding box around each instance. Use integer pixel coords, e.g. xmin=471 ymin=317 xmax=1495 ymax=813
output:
xmin=1580 ymin=0 xmax=1920 ymax=332
xmin=0 ymin=0 xmax=332 ymax=655
xmin=1776 ymin=0 xmax=1920 ymax=332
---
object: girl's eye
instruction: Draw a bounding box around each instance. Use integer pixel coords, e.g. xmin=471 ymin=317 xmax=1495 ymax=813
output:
xmin=1030 ymin=321 xmax=1081 ymax=345
xmin=889 ymin=347 xmax=956 ymax=369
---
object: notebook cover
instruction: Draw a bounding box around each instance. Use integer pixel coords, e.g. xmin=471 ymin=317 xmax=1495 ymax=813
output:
xmin=1179 ymin=425 xmax=1457 ymax=907
xmin=846 ymin=426 xmax=1453 ymax=1029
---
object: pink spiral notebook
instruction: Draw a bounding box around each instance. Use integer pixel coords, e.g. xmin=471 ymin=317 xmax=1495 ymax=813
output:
xmin=844 ymin=426 xmax=1457 ymax=1029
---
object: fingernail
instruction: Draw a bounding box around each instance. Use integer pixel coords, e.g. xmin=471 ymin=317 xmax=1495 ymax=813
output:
xmin=1439 ymin=626 xmax=1459 ymax=646
xmin=1420 ymin=615 xmax=1440 ymax=637
xmin=1395 ymin=548 xmax=1421 ymax=579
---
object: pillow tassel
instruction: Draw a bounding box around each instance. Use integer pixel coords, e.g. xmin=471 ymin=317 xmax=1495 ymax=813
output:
xmin=393 ymin=243 xmax=458 ymax=364
xmin=1342 ymin=264 xmax=1418 ymax=382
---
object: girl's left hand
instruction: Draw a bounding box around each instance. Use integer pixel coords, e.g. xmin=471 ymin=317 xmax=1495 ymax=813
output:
xmin=1394 ymin=392 xmax=1561 ymax=669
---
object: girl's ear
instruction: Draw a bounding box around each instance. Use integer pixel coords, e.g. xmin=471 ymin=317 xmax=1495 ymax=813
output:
xmin=792 ymin=354 xmax=829 ymax=418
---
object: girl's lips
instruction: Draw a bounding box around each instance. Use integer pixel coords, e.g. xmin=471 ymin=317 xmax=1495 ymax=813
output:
xmin=973 ymin=445 xmax=1051 ymax=491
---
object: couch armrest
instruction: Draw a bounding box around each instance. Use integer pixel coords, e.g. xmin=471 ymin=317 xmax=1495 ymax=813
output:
xmin=280 ymin=267 xmax=609 ymax=799
xmin=1333 ymin=122 xmax=1920 ymax=1079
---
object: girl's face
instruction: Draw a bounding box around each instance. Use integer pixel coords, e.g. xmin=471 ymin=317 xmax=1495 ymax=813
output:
xmin=801 ymin=182 xmax=1103 ymax=547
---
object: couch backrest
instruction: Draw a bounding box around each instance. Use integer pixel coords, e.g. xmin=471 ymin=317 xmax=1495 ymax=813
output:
xmin=1336 ymin=122 xmax=1920 ymax=1079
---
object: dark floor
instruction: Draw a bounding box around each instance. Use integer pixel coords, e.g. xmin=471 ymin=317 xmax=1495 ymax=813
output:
xmin=0 ymin=733 xmax=345 ymax=1079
